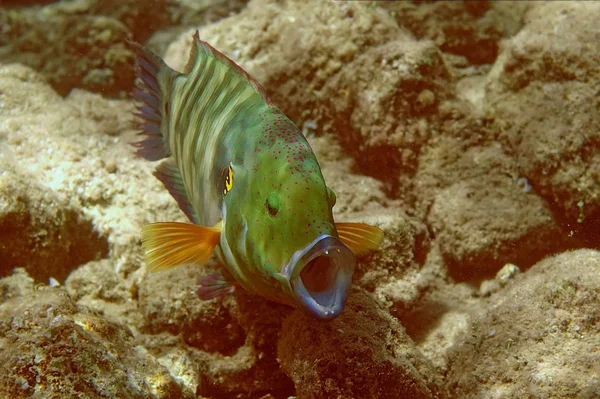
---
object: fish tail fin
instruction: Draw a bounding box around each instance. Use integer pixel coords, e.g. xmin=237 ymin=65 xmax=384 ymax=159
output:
xmin=128 ymin=40 xmax=179 ymax=161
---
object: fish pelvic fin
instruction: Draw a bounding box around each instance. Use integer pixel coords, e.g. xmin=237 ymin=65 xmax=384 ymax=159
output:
xmin=335 ymin=222 xmax=384 ymax=257
xmin=128 ymin=40 xmax=180 ymax=161
xmin=197 ymin=269 xmax=237 ymax=300
xmin=153 ymin=159 xmax=200 ymax=224
xmin=141 ymin=221 xmax=222 ymax=271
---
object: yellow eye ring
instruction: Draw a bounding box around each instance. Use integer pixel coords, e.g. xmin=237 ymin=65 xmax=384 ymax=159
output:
xmin=224 ymin=166 xmax=234 ymax=195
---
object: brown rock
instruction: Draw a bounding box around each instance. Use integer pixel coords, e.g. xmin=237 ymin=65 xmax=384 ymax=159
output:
xmin=138 ymin=263 xmax=246 ymax=355
xmin=381 ymin=1 xmax=530 ymax=65
xmin=486 ymin=2 xmax=600 ymax=242
xmin=447 ymin=249 xmax=600 ymax=398
xmin=278 ymin=289 xmax=446 ymax=399
xmin=65 ymin=259 xmax=142 ymax=329
xmin=0 ymin=0 xmax=171 ymax=97
xmin=138 ymin=265 xmax=295 ymax=397
xmin=0 ymin=268 xmax=35 ymax=303
xmin=0 ymin=63 xmax=182 ymax=284
xmin=0 ymin=155 xmax=108 ymax=283
xmin=326 ymin=39 xmax=453 ymax=185
xmin=417 ymin=136 xmax=567 ymax=279
xmin=0 ymin=284 xmax=186 ymax=398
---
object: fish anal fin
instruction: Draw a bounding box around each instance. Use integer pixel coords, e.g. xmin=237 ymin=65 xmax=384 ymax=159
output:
xmin=335 ymin=222 xmax=384 ymax=257
xmin=153 ymin=160 xmax=200 ymax=224
xmin=141 ymin=222 xmax=221 ymax=271
xmin=197 ymin=269 xmax=236 ymax=300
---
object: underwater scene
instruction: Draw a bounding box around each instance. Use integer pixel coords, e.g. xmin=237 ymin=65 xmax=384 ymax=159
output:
xmin=1 ymin=0 xmax=599 ymax=398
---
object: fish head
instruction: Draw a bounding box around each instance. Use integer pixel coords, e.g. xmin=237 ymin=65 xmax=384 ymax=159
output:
xmin=231 ymin=153 xmax=355 ymax=319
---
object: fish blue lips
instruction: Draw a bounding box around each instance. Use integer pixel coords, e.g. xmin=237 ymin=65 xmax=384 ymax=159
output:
xmin=285 ymin=235 xmax=356 ymax=320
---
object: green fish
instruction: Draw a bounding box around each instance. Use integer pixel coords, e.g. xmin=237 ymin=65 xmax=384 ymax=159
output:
xmin=131 ymin=31 xmax=383 ymax=319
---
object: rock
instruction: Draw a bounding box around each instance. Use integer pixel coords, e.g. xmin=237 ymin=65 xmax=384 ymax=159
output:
xmin=485 ymin=2 xmax=600 ymax=241
xmin=278 ymin=289 xmax=446 ymax=399
xmin=0 ymin=153 xmax=108 ymax=282
xmin=2 ymin=0 xmax=56 ymax=6
xmin=417 ymin=137 xmax=567 ymax=279
xmin=199 ymin=291 xmax=295 ymax=397
xmin=169 ymin=0 xmax=248 ymax=27
xmin=0 ymin=0 xmax=170 ymax=96
xmin=381 ymin=1 xmax=530 ymax=65
xmin=138 ymin=263 xmax=246 ymax=355
xmin=138 ymin=264 xmax=294 ymax=397
xmin=447 ymin=249 xmax=600 ymax=398
xmin=165 ymin=0 xmax=403 ymax=97
xmin=0 ymin=268 xmax=35 ymax=303
xmin=326 ymin=39 xmax=453 ymax=185
xmin=352 ymin=211 xmax=431 ymax=310
xmin=65 ymin=259 xmax=142 ymax=328
xmin=392 ymin=244 xmax=478 ymax=373
xmin=0 ymin=284 xmax=187 ymax=398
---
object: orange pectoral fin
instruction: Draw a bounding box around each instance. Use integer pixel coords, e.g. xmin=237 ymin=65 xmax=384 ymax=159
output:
xmin=335 ymin=222 xmax=384 ymax=257
xmin=141 ymin=221 xmax=222 ymax=271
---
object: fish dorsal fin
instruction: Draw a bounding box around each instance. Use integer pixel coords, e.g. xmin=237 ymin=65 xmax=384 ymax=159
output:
xmin=335 ymin=223 xmax=384 ymax=257
xmin=128 ymin=40 xmax=180 ymax=161
xmin=183 ymin=33 xmax=198 ymax=74
xmin=186 ymin=30 xmax=270 ymax=101
xmin=141 ymin=221 xmax=222 ymax=271
xmin=153 ymin=159 xmax=200 ymax=224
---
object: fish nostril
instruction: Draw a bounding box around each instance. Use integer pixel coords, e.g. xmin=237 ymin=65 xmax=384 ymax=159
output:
xmin=300 ymin=256 xmax=338 ymax=293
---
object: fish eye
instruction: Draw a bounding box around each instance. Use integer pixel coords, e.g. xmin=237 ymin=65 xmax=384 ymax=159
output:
xmin=266 ymin=192 xmax=280 ymax=216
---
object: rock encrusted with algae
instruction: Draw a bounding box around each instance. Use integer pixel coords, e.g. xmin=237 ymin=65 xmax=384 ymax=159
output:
xmin=0 ymin=282 xmax=186 ymax=398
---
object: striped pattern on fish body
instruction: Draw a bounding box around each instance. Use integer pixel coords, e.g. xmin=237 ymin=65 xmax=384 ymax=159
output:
xmin=131 ymin=31 xmax=384 ymax=319
xmin=162 ymin=40 xmax=269 ymax=227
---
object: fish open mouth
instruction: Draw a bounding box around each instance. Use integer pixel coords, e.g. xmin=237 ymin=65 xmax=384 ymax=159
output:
xmin=284 ymin=235 xmax=355 ymax=319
